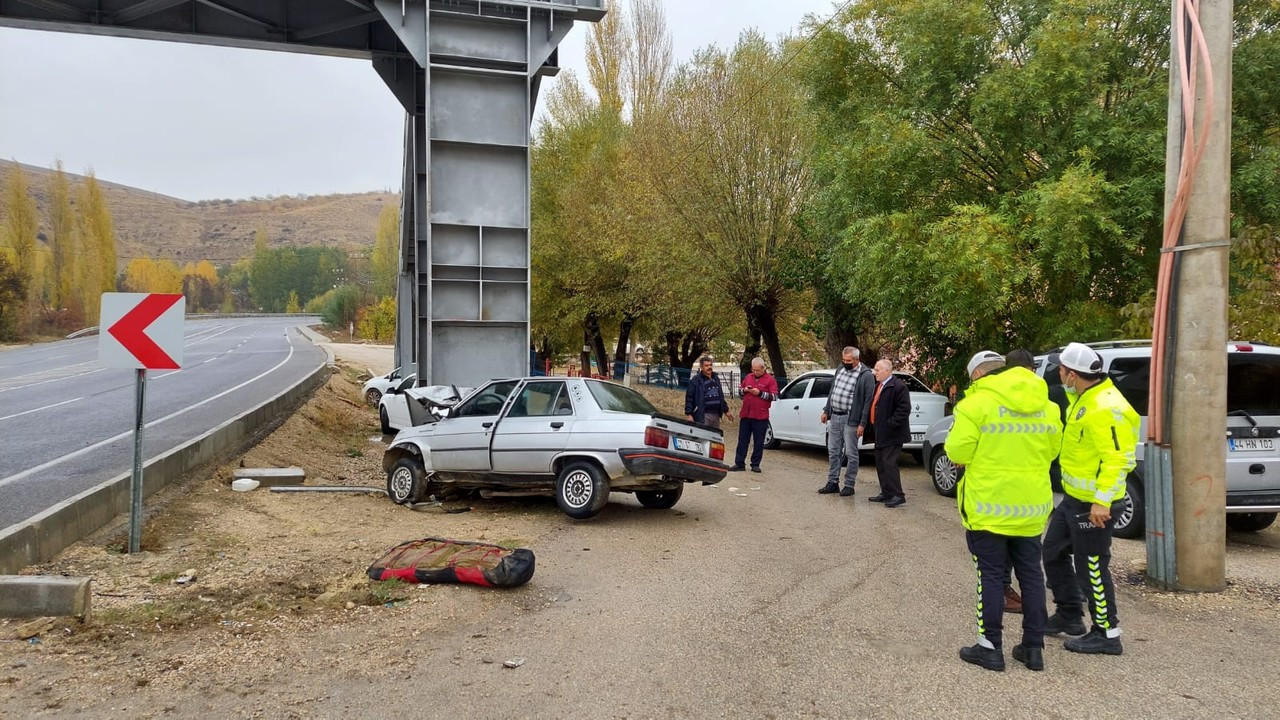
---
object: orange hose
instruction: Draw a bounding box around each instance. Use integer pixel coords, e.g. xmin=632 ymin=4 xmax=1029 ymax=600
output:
xmin=1150 ymin=0 xmax=1214 ymax=444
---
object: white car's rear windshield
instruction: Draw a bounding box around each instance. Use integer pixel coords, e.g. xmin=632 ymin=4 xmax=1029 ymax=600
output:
xmin=586 ymin=381 xmax=657 ymax=415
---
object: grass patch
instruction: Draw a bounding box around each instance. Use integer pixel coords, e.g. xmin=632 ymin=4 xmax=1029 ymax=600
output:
xmin=148 ymin=571 xmax=180 ymax=584
xmin=369 ymin=579 xmax=409 ymax=604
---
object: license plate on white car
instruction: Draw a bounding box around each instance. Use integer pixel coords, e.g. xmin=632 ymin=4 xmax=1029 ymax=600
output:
xmin=1230 ymin=438 xmax=1275 ymax=452
xmin=911 ymin=433 xmax=925 ymax=442
xmin=674 ymin=437 xmax=704 ymax=454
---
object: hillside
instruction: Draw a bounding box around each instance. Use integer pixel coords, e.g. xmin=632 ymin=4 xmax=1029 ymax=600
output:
xmin=1 ymin=160 xmax=398 ymax=269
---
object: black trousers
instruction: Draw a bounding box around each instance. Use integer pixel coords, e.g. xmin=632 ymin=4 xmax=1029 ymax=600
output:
xmin=966 ymin=530 xmax=1047 ymax=649
xmin=874 ymin=444 xmax=904 ymax=498
xmin=1044 ymin=495 xmax=1123 ymax=632
xmin=734 ymin=418 xmax=769 ymax=468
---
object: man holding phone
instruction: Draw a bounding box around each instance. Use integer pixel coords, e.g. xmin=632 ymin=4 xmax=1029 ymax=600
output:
xmin=1042 ymin=342 xmax=1140 ymax=656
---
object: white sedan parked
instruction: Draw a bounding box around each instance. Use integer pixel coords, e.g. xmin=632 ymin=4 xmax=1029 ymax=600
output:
xmin=362 ymin=364 xmax=416 ymax=407
xmin=765 ymin=370 xmax=949 ymax=460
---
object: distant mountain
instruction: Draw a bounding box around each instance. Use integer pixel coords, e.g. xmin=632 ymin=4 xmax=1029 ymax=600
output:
xmin=0 ymin=160 xmax=398 ymax=270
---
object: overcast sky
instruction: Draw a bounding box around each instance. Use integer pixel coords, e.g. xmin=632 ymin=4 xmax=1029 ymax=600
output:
xmin=0 ymin=0 xmax=834 ymax=201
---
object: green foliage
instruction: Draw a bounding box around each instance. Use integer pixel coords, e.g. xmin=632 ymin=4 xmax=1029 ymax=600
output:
xmin=249 ymin=244 xmax=348 ymax=313
xmin=0 ymin=253 xmax=26 ymax=340
xmin=802 ymin=0 xmax=1280 ymax=383
xmin=285 ymin=290 xmax=301 ymax=314
xmin=309 ymin=284 xmax=364 ymax=329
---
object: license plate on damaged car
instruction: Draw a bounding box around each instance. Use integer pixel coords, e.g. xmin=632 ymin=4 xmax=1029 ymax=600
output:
xmin=674 ymin=438 xmax=704 ymax=454
xmin=1230 ymin=438 xmax=1275 ymax=452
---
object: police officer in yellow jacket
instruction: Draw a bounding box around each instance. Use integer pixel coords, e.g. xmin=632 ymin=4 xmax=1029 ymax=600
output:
xmin=1043 ymin=342 xmax=1139 ymax=655
xmin=947 ymin=351 xmax=1062 ymax=672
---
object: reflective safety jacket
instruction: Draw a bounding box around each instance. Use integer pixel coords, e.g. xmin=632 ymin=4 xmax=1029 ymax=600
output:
xmin=947 ymin=367 xmax=1062 ymax=537
xmin=1059 ymin=378 xmax=1140 ymax=506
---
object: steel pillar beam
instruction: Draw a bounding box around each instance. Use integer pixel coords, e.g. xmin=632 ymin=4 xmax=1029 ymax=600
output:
xmin=373 ymin=0 xmax=602 ymax=386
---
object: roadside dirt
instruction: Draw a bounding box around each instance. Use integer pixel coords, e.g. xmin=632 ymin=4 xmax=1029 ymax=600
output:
xmin=0 ymin=365 xmax=709 ymax=717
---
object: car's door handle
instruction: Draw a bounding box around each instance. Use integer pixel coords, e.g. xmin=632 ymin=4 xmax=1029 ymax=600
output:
xmin=482 ymin=422 xmax=493 ymax=429
xmin=550 ymin=421 xmax=564 ymax=429
xmin=793 ymin=405 xmax=800 ymax=410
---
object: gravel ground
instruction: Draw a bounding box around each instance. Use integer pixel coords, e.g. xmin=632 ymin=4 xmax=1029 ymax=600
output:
xmin=2 ymin=368 xmax=1277 ymax=719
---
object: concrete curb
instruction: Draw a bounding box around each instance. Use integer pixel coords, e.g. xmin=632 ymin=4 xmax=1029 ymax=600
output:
xmin=0 ymin=346 xmax=331 ymax=575
xmin=296 ymin=325 xmax=336 ymax=366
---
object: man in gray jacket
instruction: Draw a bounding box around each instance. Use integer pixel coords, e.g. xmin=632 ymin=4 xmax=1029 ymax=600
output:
xmin=819 ymin=346 xmax=876 ymax=496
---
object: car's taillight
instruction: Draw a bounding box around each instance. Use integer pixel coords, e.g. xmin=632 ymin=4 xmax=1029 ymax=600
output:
xmin=1233 ymin=343 xmax=1254 ymax=352
xmin=644 ymin=427 xmax=670 ymax=449
xmin=710 ymin=441 xmax=725 ymax=461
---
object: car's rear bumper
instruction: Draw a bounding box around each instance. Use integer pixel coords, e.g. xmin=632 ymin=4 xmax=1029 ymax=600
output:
xmin=618 ymin=448 xmax=728 ymax=485
xmin=1226 ymin=491 xmax=1280 ymax=513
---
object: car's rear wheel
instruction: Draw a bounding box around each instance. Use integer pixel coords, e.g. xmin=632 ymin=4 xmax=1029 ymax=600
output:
xmin=555 ymin=461 xmax=610 ymax=519
xmin=1113 ymin=480 xmax=1144 ymax=540
xmin=1226 ymin=512 xmax=1277 ymax=533
xmin=763 ymin=423 xmax=781 ymax=449
xmin=365 ymin=388 xmax=382 ymax=407
xmin=387 ymin=456 xmax=428 ymax=505
xmin=636 ymin=483 xmax=683 ymax=510
xmin=379 ymin=406 xmax=393 ymax=435
xmin=930 ymin=447 xmax=959 ymax=498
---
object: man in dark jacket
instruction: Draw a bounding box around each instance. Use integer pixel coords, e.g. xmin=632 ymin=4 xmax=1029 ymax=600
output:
xmin=867 ymin=359 xmax=912 ymax=508
xmin=685 ymin=355 xmax=732 ymax=429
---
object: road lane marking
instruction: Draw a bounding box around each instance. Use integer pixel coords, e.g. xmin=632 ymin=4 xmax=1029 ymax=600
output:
xmin=0 ymin=364 xmax=106 ymax=394
xmin=0 ymin=331 xmax=307 ymax=491
xmin=0 ymin=397 xmax=83 ymax=422
xmin=0 ymin=359 xmax=96 ymax=385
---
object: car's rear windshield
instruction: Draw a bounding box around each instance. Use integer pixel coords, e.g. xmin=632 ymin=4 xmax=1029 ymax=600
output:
xmin=1108 ymin=352 xmax=1280 ymax=416
xmin=1228 ymin=353 xmax=1280 ymax=415
xmin=586 ymin=380 xmax=658 ymax=415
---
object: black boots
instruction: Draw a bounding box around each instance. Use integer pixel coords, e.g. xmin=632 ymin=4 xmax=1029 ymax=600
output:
xmin=818 ymin=482 xmax=840 ymax=494
xmin=1065 ymin=628 xmax=1124 ymax=655
xmin=1012 ymin=644 xmax=1044 ymax=671
xmin=1045 ymin=611 xmax=1087 ymax=636
xmin=959 ymin=644 xmax=1005 ymax=671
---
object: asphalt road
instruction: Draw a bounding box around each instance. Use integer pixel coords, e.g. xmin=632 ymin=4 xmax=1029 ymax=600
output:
xmin=0 ymin=316 xmax=326 ymax=531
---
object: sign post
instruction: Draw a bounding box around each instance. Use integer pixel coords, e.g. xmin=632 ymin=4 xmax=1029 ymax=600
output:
xmin=98 ymin=293 xmax=185 ymax=553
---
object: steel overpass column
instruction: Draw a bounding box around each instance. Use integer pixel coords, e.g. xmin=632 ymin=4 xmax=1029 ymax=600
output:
xmin=373 ymin=0 xmax=602 ymax=386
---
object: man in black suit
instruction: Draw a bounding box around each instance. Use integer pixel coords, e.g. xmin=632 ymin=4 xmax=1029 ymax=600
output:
xmin=867 ymin=359 xmax=912 ymax=508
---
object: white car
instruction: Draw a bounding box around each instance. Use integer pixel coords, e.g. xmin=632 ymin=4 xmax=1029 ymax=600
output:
xmin=378 ymin=379 xmax=472 ymax=435
xmin=764 ymin=370 xmax=949 ymax=461
xmin=362 ymin=364 xmax=416 ymax=407
xmin=383 ymin=377 xmax=728 ymax=518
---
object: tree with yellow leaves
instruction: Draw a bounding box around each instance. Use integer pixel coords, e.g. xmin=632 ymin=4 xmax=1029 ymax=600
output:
xmin=122 ymin=257 xmax=182 ymax=294
xmin=76 ymin=172 xmax=117 ymax=320
xmin=1 ymin=163 xmax=41 ymax=332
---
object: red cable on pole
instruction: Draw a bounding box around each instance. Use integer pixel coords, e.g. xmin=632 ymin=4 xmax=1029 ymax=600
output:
xmin=1150 ymin=0 xmax=1215 ymax=445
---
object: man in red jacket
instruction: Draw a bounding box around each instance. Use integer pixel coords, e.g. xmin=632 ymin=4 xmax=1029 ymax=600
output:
xmin=732 ymin=357 xmax=779 ymax=473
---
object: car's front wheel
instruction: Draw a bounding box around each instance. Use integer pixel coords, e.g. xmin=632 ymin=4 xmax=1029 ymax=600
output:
xmin=1226 ymin=512 xmax=1277 ymax=533
xmin=1112 ymin=480 xmax=1144 ymax=540
xmin=365 ymin=388 xmax=382 ymax=407
xmin=387 ymin=456 xmax=428 ymax=505
xmin=379 ymin=406 xmax=393 ymax=435
xmin=555 ymin=461 xmax=610 ymax=519
xmin=763 ymin=423 xmax=781 ymax=449
xmin=930 ymin=447 xmax=960 ymax=498
xmin=636 ymin=483 xmax=684 ymax=510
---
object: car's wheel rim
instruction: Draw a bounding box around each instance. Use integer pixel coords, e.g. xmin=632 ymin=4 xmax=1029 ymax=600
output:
xmin=390 ymin=467 xmax=413 ymax=501
xmin=933 ymin=452 xmax=958 ymax=492
xmin=764 ymin=425 xmax=774 ymax=444
xmin=367 ymin=390 xmax=381 ymax=406
xmin=1116 ymin=491 xmax=1135 ymax=530
xmin=562 ymin=470 xmax=593 ymax=509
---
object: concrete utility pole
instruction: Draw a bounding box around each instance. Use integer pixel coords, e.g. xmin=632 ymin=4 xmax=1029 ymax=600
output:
xmin=1153 ymin=0 xmax=1232 ymax=591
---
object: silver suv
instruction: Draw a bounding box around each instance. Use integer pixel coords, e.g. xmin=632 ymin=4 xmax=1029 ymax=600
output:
xmin=921 ymin=341 xmax=1280 ymax=539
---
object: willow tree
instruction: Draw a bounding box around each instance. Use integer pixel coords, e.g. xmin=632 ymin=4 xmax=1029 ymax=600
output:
xmin=648 ymin=32 xmax=813 ymax=375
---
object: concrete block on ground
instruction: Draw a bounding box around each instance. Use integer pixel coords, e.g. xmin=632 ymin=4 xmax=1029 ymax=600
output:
xmin=0 ymin=576 xmax=91 ymax=619
xmin=232 ymin=467 xmax=306 ymax=487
